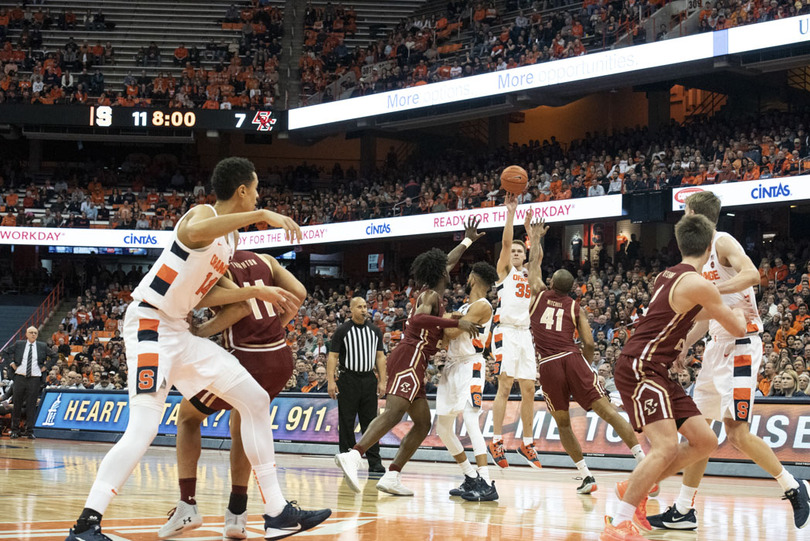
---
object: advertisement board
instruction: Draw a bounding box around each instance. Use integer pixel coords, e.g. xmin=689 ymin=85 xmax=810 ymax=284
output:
xmin=671 ymin=176 xmax=810 ymax=211
xmin=36 ymin=390 xmax=810 ymax=464
xmin=289 ymin=18 xmax=810 ymax=129
xmin=0 ymin=196 xmax=623 ymax=249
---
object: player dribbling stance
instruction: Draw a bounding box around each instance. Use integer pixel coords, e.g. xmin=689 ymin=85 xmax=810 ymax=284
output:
xmin=436 ymin=262 xmax=499 ymax=502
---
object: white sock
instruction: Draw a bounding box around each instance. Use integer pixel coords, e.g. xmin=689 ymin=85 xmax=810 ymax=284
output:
xmin=613 ymin=500 xmax=636 ymax=525
xmin=253 ymin=463 xmax=286 ymax=516
xmin=575 ymin=459 xmax=591 ymax=479
xmin=675 ymin=484 xmax=699 ymax=514
xmin=477 ymin=466 xmax=490 ymax=482
xmin=630 ymin=444 xmax=646 ymax=463
xmin=493 ymin=434 xmax=503 ymax=443
xmin=460 ymin=460 xmax=476 ymax=477
xmin=776 ymin=468 xmax=800 ymax=492
xmin=523 ymin=436 xmax=533 ymax=446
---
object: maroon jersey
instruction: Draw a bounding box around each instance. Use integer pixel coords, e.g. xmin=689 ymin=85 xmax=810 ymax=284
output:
xmin=530 ymin=289 xmax=580 ymax=359
xmin=620 ymin=263 xmax=702 ymax=368
xmin=221 ymin=251 xmax=285 ymax=349
xmin=399 ymin=292 xmax=446 ymax=358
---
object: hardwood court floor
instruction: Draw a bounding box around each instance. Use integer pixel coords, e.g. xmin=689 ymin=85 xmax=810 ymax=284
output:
xmin=2 ymin=438 xmax=809 ymax=541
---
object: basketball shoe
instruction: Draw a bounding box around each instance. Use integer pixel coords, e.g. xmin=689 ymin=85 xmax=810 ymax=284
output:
xmin=461 ymin=477 xmax=499 ymax=502
xmin=65 ymin=524 xmax=112 ymax=541
xmin=517 ymin=442 xmax=542 ymax=469
xmin=783 ymin=479 xmax=810 ymax=528
xmin=614 ymin=481 xmax=652 ymax=532
xmin=488 ymin=440 xmax=508 ymax=468
xmin=224 ymin=508 xmax=248 ymax=539
xmin=615 ymin=479 xmax=660 ymax=498
xmin=449 ymin=475 xmax=478 ymax=496
xmin=599 ymin=516 xmax=650 ymax=541
xmin=263 ymin=501 xmax=331 ymax=540
xmin=157 ymin=500 xmax=203 ymax=539
xmin=646 ymin=505 xmax=698 ymax=530
xmin=334 ymin=450 xmax=363 ymax=493
xmin=376 ymin=471 xmax=414 ymax=496
xmin=576 ymin=476 xmax=598 ymax=494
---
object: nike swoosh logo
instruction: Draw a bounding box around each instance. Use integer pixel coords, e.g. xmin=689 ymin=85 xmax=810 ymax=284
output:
xmin=669 ymin=515 xmax=690 ymax=522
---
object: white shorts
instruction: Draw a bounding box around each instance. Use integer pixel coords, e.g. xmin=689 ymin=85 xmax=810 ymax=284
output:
xmin=693 ymin=335 xmax=762 ymax=422
xmin=436 ymin=356 xmax=484 ymax=415
xmin=492 ymin=325 xmax=536 ymax=380
xmin=123 ymin=301 xmax=251 ymax=400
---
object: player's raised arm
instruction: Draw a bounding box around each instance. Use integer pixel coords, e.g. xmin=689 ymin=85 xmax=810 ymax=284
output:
xmin=443 ymin=300 xmax=492 ymax=340
xmin=576 ymin=306 xmax=595 ymax=361
xmin=715 ymin=235 xmax=760 ymax=295
xmin=446 ymin=216 xmax=485 ymax=273
xmin=524 ymin=213 xmax=548 ymax=297
xmin=675 ymin=274 xmax=746 ymax=337
xmin=497 ymin=194 xmax=518 ymax=276
xmin=179 ymin=205 xmax=302 ymax=248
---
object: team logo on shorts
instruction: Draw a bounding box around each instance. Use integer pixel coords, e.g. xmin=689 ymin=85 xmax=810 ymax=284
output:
xmin=644 ymin=398 xmax=658 ymax=416
xmin=400 ymin=381 xmax=412 ymax=393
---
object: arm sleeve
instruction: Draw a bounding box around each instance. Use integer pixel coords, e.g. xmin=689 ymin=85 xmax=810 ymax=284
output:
xmin=410 ymin=313 xmax=460 ymax=328
xmin=329 ymin=324 xmax=346 ymax=354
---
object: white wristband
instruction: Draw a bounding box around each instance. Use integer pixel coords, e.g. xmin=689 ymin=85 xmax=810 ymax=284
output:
xmin=461 ymin=238 xmax=473 ymax=248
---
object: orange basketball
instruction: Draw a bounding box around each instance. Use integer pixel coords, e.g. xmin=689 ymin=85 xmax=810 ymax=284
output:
xmin=500 ymin=165 xmax=528 ymax=194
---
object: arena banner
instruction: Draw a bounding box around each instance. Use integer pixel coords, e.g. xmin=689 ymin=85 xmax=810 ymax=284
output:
xmin=0 ymin=196 xmax=622 ymax=249
xmin=35 ymin=390 xmax=810 ymax=465
xmin=289 ymin=18 xmax=810 ymax=129
xmin=671 ymin=175 xmax=810 ymax=211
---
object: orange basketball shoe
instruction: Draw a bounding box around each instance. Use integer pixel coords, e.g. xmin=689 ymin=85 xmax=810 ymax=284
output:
xmin=600 ymin=516 xmax=651 ymax=541
xmin=616 ymin=479 xmax=660 ymax=498
xmin=614 ymin=481 xmax=652 ymax=532
xmin=488 ymin=439 xmax=509 ymax=469
xmin=517 ymin=442 xmax=543 ymax=469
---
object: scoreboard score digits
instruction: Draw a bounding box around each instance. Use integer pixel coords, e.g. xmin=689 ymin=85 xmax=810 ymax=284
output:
xmin=86 ymin=105 xmax=278 ymax=132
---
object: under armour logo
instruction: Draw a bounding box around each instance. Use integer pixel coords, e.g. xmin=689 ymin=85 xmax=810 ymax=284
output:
xmin=643 ymin=399 xmax=657 ymax=416
xmin=183 ymin=517 xmax=193 ymax=524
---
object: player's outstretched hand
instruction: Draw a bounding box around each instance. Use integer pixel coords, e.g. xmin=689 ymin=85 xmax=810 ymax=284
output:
xmin=504 ymin=193 xmax=518 ymax=213
xmin=464 ymin=216 xmax=485 ymax=243
xmin=255 ymin=285 xmax=299 ymax=315
xmin=263 ymin=210 xmax=302 ymax=243
xmin=524 ymin=213 xmax=549 ymax=240
xmin=458 ymin=319 xmax=478 ymax=337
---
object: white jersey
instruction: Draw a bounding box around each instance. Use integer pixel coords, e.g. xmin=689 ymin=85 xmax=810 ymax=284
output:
xmin=446 ymin=298 xmax=492 ymax=363
xmin=702 ymin=231 xmax=762 ymax=341
xmin=132 ymin=205 xmax=236 ymax=319
xmin=495 ymin=265 xmax=531 ymax=327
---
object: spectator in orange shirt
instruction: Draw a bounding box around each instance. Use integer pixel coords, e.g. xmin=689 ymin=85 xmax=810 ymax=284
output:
xmin=769 ymin=257 xmax=788 ymax=284
xmin=173 ymin=43 xmax=189 ymax=66
xmin=1 ymin=212 xmax=16 ymax=226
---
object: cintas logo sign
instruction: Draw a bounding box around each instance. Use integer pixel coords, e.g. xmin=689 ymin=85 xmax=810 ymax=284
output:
xmin=123 ymin=233 xmax=159 ymax=245
xmin=365 ymin=222 xmax=391 ymax=236
xmin=750 ymin=182 xmax=791 ymax=200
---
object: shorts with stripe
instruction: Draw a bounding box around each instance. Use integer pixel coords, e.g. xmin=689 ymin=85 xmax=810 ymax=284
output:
xmin=190 ymin=342 xmax=294 ymax=415
xmin=385 ymin=343 xmax=427 ymax=403
xmin=436 ymin=356 xmax=484 ymax=415
xmin=492 ymin=325 xmax=536 ymax=380
xmin=539 ymin=351 xmax=606 ymax=412
xmin=123 ymin=301 xmax=251 ymax=400
xmin=614 ymin=353 xmax=702 ymax=432
xmin=693 ymin=335 xmax=762 ymax=422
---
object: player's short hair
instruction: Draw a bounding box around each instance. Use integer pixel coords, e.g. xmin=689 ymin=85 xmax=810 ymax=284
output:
xmin=551 ymin=269 xmax=574 ymax=294
xmin=675 ymin=214 xmax=714 ymax=257
xmin=211 ymin=157 xmax=256 ymax=200
xmin=411 ymin=248 xmax=448 ymax=289
xmin=471 ymin=262 xmax=499 ymax=287
xmin=685 ymin=191 xmax=721 ymax=225
xmin=512 ymin=240 xmax=527 ymax=252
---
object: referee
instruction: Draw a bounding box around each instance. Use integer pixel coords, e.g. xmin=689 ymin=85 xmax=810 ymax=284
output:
xmin=328 ymin=297 xmax=387 ymax=475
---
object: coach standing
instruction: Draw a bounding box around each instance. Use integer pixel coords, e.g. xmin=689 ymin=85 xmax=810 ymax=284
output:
xmin=4 ymin=327 xmax=53 ymax=439
xmin=328 ymin=297 xmax=387 ymax=475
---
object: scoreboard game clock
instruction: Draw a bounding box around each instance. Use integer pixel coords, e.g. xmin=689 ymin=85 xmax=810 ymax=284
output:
xmin=0 ymin=104 xmax=283 ymax=132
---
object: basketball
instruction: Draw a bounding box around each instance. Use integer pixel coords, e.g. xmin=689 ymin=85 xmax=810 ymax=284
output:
xmin=500 ymin=165 xmax=528 ymax=194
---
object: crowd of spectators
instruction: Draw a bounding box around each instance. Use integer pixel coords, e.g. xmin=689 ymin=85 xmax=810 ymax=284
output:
xmin=2 ymin=110 xmax=810 ymax=229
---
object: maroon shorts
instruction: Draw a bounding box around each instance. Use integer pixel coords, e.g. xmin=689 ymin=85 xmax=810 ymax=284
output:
xmin=538 ymin=351 xmax=606 ymax=412
xmin=614 ymin=353 xmax=702 ymax=432
xmin=190 ymin=346 xmax=294 ymax=415
xmin=385 ymin=343 xmax=427 ymax=403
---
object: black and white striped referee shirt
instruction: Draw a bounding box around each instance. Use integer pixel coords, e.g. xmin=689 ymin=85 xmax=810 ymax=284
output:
xmin=330 ymin=319 xmax=383 ymax=372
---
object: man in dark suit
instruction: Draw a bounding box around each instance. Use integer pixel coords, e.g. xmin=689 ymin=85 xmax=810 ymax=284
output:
xmin=3 ymin=327 xmax=54 ymax=439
